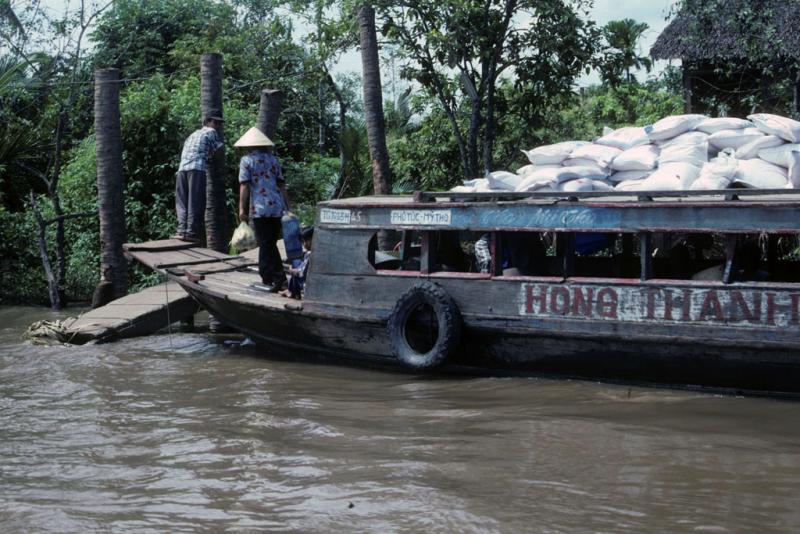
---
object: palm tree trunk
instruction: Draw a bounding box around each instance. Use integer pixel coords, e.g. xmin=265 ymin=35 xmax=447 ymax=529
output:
xmin=200 ymin=53 xmax=226 ymax=253
xmin=324 ymin=71 xmax=348 ymax=199
xmin=358 ymin=3 xmax=392 ymax=250
xmin=94 ymin=68 xmax=127 ymax=304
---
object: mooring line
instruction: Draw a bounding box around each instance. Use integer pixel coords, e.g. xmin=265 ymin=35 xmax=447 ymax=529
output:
xmin=164 ymin=276 xmax=175 ymax=357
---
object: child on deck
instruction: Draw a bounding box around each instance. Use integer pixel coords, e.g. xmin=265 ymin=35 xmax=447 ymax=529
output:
xmin=281 ymin=227 xmax=313 ymax=299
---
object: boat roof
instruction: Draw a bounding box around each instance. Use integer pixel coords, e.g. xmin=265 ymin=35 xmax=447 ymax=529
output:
xmin=318 ymin=190 xmax=800 ymax=234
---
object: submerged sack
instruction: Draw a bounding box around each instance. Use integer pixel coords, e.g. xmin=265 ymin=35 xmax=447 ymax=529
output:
xmin=748 ymin=113 xmax=800 ymax=143
xmin=230 ymin=221 xmax=257 ymax=251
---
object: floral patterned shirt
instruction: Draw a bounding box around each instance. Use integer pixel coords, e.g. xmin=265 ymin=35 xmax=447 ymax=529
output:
xmin=238 ymin=150 xmax=285 ymax=218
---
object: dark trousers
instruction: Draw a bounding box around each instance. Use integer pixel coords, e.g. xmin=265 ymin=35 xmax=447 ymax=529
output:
xmin=253 ymin=217 xmax=285 ymax=286
xmin=175 ymin=169 xmax=206 ymax=238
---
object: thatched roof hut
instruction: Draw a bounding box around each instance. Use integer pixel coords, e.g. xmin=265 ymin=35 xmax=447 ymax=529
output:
xmin=651 ymin=1 xmax=800 ymax=62
xmin=650 ymin=1 xmax=800 ymax=115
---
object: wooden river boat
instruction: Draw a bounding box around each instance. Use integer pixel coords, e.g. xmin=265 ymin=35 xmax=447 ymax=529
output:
xmin=148 ymin=189 xmax=800 ymax=396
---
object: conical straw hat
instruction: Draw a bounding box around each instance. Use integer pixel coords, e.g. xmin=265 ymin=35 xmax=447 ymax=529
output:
xmin=234 ymin=127 xmax=275 ymax=147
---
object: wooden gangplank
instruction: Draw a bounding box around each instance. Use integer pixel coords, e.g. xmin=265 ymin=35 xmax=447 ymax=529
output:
xmin=58 ymin=239 xmax=264 ymax=344
xmin=60 ymin=281 xmax=200 ymax=344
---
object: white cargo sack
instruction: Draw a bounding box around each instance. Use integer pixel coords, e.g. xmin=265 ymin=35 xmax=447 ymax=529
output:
xmin=789 ymin=150 xmax=800 ymax=189
xmin=486 ymin=171 xmax=522 ymax=191
xmin=733 ymin=159 xmax=789 ymax=189
xmin=594 ymin=126 xmax=649 ymax=150
xmin=645 ymin=114 xmax=707 ymax=141
xmin=689 ymin=151 xmax=737 ymax=190
xmin=639 ymin=162 xmax=701 ymax=190
xmin=658 ymin=132 xmax=708 ymax=167
xmin=516 ymin=163 xmax=560 ymax=177
xmin=230 ymin=221 xmax=257 ymax=252
xmin=758 ymin=143 xmax=800 ymax=167
xmin=522 ymin=141 xmax=589 ymax=165
xmin=708 ymin=128 xmax=765 ymax=150
xmin=612 ymin=144 xmax=659 ymax=171
xmin=735 ymin=135 xmax=784 ymax=160
xmin=558 ymin=178 xmax=614 ymax=192
xmin=615 ymin=180 xmax=643 ymax=191
xmin=449 ymin=185 xmax=475 ymax=193
xmin=514 ymin=166 xmax=606 ymax=191
xmin=748 ymin=113 xmax=800 ymax=143
xmin=695 ymin=117 xmax=752 ymax=134
xmin=568 ymin=144 xmax=622 ymax=170
xmin=561 ymin=158 xmax=606 ymax=172
xmin=609 ymin=169 xmax=651 ymax=182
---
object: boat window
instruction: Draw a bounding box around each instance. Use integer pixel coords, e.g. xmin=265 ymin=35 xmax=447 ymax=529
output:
xmin=368 ymin=230 xmax=425 ymax=271
xmin=641 ymin=232 xmax=800 ymax=283
xmin=768 ymin=234 xmax=800 ymax=283
xmin=492 ymin=232 xmax=551 ymax=276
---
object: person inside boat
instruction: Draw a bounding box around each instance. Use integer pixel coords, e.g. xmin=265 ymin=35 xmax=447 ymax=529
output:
xmin=474 ymin=232 xmax=547 ymax=275
xmin=281 ymin=226 xmax=313 ymax=299
xmin=235 ymin=126 xmax=291 ymax=292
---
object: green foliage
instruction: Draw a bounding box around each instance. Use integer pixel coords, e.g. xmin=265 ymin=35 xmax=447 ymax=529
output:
xmin=378 ymin=0 xmax=600 ymax=178
xmin=550 ymin=84 xmax=684 ymax=147
xmin=599 ymin=19 xmax=652 ymax=86
xmin=284 ymin=154 xmax=340 ymax=225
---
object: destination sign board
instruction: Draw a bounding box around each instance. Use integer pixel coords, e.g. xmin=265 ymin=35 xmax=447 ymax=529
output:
xmin=518 ymin=283 xmax=800 ymax=328
xmin=320 ymin=208 xmax=352 ymax=224
xmin=390 ymin=209 xmax=452 ymax=226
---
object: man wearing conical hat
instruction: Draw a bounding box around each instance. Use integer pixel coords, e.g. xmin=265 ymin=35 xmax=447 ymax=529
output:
xmin=236 ymin=126 xmax=291 ymax=292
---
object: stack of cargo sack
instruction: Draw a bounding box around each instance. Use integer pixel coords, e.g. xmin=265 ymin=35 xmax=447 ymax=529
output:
xmin=450 ymin=113 xmax=800 ymax=193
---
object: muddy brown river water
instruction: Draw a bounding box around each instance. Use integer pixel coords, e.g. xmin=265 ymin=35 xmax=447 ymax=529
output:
xmin=1 ymin=306 xmax=800 ymax=532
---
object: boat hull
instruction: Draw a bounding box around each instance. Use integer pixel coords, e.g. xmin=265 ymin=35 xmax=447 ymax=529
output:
xmin=179 ymin=278 xmax=800 ymax=397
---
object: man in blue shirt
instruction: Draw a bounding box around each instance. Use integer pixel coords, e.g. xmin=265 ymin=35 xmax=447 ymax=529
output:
xmin=173 ymin=116 xmax=224 ymax=242
xmin=235 ymin=127 xmax=291 ymax=292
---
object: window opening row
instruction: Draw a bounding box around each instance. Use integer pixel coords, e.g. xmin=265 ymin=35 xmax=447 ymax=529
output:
xmin=368 ymin=230 xmax=800 ymax=284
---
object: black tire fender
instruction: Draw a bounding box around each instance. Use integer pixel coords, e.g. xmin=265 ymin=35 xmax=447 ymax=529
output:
xmin=387 ymin=282 xmax=462 ymax=370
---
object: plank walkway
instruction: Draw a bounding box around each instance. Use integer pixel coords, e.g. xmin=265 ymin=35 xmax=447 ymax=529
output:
xmin=59 ymin=281 xmax=200 ymax=344
xmin=54 ymin=238 xmax=273 ymax=344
